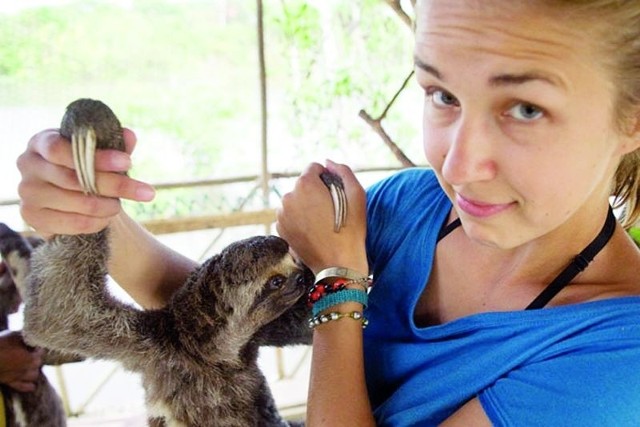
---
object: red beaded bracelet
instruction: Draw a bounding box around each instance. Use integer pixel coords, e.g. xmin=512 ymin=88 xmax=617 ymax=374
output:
xmin=307 ymin=278 xmax=349 ymax=306
xmin=307 ymin=276 xmax=371 ymax=307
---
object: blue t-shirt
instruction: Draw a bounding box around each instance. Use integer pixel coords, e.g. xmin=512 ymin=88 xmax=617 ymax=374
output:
xmin=363 ymin=168 xmax=640 ymax=426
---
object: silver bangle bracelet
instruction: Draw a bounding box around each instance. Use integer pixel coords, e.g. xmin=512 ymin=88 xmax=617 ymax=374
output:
xmin=314 ymin=266 xmax=368 ymax=284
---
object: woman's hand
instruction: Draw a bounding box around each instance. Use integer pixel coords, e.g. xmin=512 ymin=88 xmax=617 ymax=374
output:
xmin=16 ymin=128 xmax=197 ymax=310
xmin=0 ymin=330 xmax=44 ymax=393
xmin=16 ymin=128 xmax=155 ymax=237
xmin=276 ymin=160 xmax=368 ymax=275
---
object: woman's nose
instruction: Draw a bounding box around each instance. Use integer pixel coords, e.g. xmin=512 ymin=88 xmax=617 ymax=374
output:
xmin=441 ymin=116 xmax=498 ymax=185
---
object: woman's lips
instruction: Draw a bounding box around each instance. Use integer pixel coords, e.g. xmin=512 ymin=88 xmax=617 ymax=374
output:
xmin=456 ymin=193 xmax=514 ymax=218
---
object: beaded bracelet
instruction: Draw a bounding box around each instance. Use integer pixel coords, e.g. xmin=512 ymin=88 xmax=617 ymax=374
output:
xmin=345 ymin=276 xmax=371 ymax=292
xmin=307 ymin=310 xmax=369 ymax=329
xmin=312 ymin=288 xmax=368 ymax=316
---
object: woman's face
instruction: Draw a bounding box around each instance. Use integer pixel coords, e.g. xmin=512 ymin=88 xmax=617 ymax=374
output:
xmin=415 ymin=0 xmax=637 ymax=249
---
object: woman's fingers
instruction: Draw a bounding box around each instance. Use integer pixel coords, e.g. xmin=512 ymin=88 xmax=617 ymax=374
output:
xmin=123 ymin=127 xmax=137 ymax=155
xmin=18 ymin=184 xmax=118 ymax=235
xmin=17 ymin=128 xmax=154 ymax=236
xmin=8 ymin=380 xmax=37 ymax=393
xmin=20 ymin=206 xmax=115 ymax=236
xmin=25 ymin=128 xmax=133 ymax=173
xmin=276 ymin=161 xmax=368 ymax=273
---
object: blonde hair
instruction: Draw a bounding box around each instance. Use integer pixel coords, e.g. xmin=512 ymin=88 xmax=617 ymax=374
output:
xmin=543 ymin=1 xmax=640 ymax=228
xmin=417 ymin=1 xmax=640 ymax=227
xmin=603 ymin=3 xmax=640 ymax=229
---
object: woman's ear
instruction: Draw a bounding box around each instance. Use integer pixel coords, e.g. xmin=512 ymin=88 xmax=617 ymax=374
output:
xmin=619 ymin=109 xmax=640 ymax=155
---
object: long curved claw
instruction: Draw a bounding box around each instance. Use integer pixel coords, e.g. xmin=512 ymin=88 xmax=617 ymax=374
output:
xmin=320 ymin=171 xmax=347 ymax=233
xmin=71 ymin=127 xmax=98 ymax=195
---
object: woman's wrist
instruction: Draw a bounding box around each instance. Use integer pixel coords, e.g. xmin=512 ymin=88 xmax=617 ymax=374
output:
xmin=308 ymin=267 xmax=371 ymax=330
xmin=308 ymin=302 xmax=369 ymax=330
xmin=312 ymin=290 xmax=367 ymax=314
xmin=315 ymin=266 xmax=368 ymax=282
xmin=308 ymin=270 xmax=370 ymax=306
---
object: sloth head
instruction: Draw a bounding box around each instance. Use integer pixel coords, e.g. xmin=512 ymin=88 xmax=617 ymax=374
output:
xmin=190 ymin=235 xmax=313 ymax=332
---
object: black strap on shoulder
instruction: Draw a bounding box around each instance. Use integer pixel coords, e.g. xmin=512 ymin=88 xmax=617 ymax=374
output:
xmin=437 ymin=217 xmax=462 ymax=242
xmin=526 ymin=206 xmax=617 ymax=310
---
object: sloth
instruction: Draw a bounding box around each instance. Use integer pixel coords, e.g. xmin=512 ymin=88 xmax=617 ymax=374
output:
xmin=23 ymin=229 xmax=313 ymax=427
xmin=0 ymin=224 xmax=82 ymax=427
xmin=20 ymin=100 xmax=314 ymax=426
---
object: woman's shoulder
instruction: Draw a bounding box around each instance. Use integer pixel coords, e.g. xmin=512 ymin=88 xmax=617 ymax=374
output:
xmin=366 ymin=167 xmax=448 ymax=221
xmin=367 ymin=167 xmax=440 ymax=196
xmin=365 ymin=168 xmax=451 ymax=268
xmin=366 ymin=168 xmax=446 ymax=213
xmin=475 ymin=297 xmax=640 ymax=425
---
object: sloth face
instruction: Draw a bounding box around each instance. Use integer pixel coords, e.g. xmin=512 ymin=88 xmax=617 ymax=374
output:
xmin=206 ymin=235 xmax=313 ymax=327
xmin=249 ymin=258 xmax=313 ymax=326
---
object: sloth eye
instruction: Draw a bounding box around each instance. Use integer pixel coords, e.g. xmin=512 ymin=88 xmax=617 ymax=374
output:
xmin=266 ymin=275 xmax=286 ymax=291
xmin=296 ymin=273 xmax=306 ymax=286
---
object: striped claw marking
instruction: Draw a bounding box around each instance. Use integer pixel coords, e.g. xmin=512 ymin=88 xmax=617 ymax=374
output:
xmin=320 ymin=171 xmax=347 ymax=233
xmin=60 ymin=98 xmax=126 ymax=196
xmin=71 ymin=127 xmax=98 ymax=195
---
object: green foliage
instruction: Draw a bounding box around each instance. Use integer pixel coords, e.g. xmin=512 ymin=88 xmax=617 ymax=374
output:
xmin=0 ymin=1 xmax=253 ymax=82
xmin=271 ymin=1 xmax=321 ymax=51
xmin=629 ymin=227 xmax=640 ymax=247
xmin=1 ymin=1 xmax=258 ymax=179
xmin=124 ymin=187 xmax=228 ymax=221
xmin=1 ymin=0 xmax=420 ymax=220
xmin=265 ymin=0 xmax=418 ymax=164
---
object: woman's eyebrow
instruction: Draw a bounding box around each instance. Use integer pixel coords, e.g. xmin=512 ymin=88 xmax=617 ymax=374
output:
xmin=414 ymin=55 xmax=566 ymax=90
xmin=489 ymin=72 xmax=566 ymax=89
xmin=413 ymin=55 xmax=443 ymax=80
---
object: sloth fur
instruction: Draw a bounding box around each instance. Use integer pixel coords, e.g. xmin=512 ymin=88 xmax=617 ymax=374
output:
xmin=0 ymin=224 xmax=82 ymax=427
xmin=20 ymin=98 xmax=314 ymax=426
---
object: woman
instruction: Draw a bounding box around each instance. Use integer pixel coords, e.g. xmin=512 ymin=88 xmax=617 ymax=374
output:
xmin=16 ymin=1 xmax=640 ymax=425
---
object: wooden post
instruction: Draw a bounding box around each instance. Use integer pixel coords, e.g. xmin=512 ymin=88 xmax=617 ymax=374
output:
xmin=256 ymin=0 xmax=272 ymax=237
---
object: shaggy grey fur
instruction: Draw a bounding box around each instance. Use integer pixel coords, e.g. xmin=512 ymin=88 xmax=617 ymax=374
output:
xmin=0 ymin=224 xmax=82 ymax=427
xmin=20 ymin=99 xmax=313 ymax=426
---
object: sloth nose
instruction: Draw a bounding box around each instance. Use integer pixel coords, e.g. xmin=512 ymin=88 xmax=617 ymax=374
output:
xmin=297 ymin=267 xmax=314 ymax=287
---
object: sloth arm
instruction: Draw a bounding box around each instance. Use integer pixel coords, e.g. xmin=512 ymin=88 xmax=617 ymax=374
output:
xmin=107 ymin=212 xmax=197 ymax=309
xmin=25 ymin=234 xmax=169 ymax=363
xmin=41 ymin=348 xmax=84 ymax=366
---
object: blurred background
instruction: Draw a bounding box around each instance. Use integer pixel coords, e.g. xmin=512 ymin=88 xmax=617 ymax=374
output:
xmin=0 ymin=0 xmax=423 ymax=424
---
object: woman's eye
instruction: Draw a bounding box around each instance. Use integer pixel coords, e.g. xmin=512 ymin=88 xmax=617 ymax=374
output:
xmin=507 ymin=103 xmax=544 ymax=121
xmin=427 ymin=88 xmax=459 ymax=108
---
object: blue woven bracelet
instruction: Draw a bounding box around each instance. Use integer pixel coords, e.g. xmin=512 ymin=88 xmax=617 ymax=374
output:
xmin=312 ymin=288 xmax=368 ymax=317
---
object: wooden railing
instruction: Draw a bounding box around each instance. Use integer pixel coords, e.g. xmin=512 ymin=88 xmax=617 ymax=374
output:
xmin=1 ymin=166 xmax=409 ymax=235
xmin=1 ymin=165 xmax=413 ymax=420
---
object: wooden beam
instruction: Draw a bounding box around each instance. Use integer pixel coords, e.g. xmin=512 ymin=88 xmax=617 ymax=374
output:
xmin=140 ymin=209 xmax=277 ymax=235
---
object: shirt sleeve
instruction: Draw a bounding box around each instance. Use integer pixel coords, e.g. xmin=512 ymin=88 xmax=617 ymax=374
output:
xmin=479 ymin=333 xmax=640 ymax=426
xmin=366 ymin=168 xmax=448 ymax=270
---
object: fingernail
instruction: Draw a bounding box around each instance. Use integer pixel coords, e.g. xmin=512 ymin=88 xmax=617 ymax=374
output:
xmin=136 ymin=185 xmax=155 ymax=201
